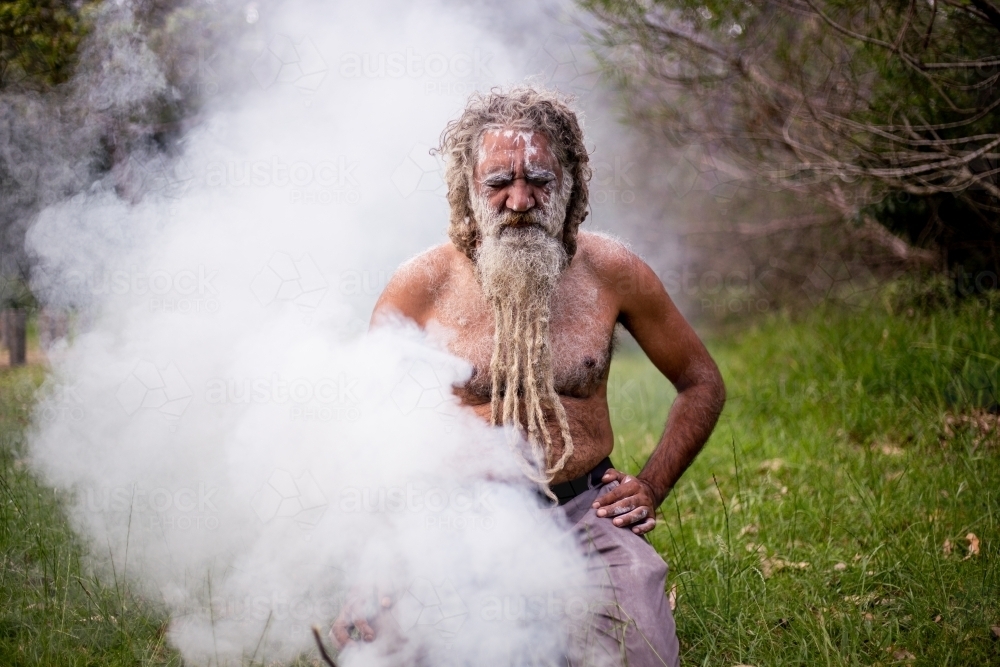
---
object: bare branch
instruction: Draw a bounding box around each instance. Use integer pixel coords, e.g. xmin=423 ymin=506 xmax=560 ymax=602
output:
xmin=855 ymin=216 xmax=940 ymax=266
xmin=584 ymin=0 xmax=998 ymax=268
xmin=969 ymin=0 xmax=1000 ymax=33
xmin=312 ymin=626 xmax=339 ymax=667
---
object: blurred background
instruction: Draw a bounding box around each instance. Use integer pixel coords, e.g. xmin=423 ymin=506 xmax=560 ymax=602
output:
xmin=0 ymin=2 xmax=997 ymax=666
xmin=1 ymin=0 xmax=996 ymax=364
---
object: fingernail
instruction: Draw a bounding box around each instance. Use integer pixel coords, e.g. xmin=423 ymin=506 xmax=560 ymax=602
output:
xmin=614 ymin=519 xmax=622 ymax=525
xmin=597 ymin=509 xmax=605 ymax=517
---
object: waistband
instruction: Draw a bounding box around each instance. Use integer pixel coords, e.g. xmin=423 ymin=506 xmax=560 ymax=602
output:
xmin=547 ymin=457 xmax=613 ymax=506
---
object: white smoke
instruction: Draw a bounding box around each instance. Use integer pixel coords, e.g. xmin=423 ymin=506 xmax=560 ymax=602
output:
xmin=21 ymin=0 xmax=652 ymax=664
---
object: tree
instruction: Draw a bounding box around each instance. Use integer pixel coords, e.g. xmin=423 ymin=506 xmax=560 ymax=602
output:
xmin=582 ymin=0 xmax=1000 ymax=276
xmin=0 ymin=0 xmax=92 ymax=364
xmin=0 ymin=0 xmax=89 ymax=89
xmin=0 ymin=0 xmax=231 ymax=364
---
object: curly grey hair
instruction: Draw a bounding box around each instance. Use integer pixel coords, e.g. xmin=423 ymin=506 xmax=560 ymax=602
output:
xmin=435 ymin=86 xmax=592 ymax=261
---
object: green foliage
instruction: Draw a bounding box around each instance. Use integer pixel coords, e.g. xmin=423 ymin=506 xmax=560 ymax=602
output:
xmin=583 ymin=0 xmax=1000 ymax=273
xmin=609 ymin=286 xmax=1000 ymax=665
xmin=0 ymin=0 xmax=95 ymax=89
xmin=0 ymin=366 xmax=180 ymax=666
xmin=0 ymin=274 xmax=35 ymax=310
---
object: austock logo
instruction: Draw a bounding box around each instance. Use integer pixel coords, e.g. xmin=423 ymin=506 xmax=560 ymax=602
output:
xmin=391 ymin=358 xmax=464 ymax=431
xmin=801 ymin=254 xmax=879 ymax=309
xmin=391 ymin=577 xmax=468 ymax=639
xmin=205 ymin=373 xmax=360 ymax=422
xmin=251 ymin=252 xmax=328 ymax=310
xmin=338 ymin=48 xmax=493 ymax=80
xmin=83 ymin=482 xmax=220 ymax=531
xmin=391 ymin=144 xmax=445 ymax=198
xmin=116 ymin=360 xmax=194 ymax=420
xmin=61 ymin=265 xmax=220 ymax=314
xmin=251 ymin=469 xmax=329 ymax=529
xmin=251 ymin=35 xmax=328 ymax=93
xmin=591 ymin=155 xmax=636 ymax=205
xmin=526 ymin=34 xmax=604 ymax=94
xmin=337 ymin=47 xmax=494 ymax=96
xmin=665 ymin=143 xmax=742 ymax=202
xmin=37 ymin=384 xmax=86 ymax=423
xmin=204 ymin=156 xmax=361 ymax=205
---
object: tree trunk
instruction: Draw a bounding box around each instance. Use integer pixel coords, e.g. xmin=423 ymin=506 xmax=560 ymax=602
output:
xmin=38 ymin=308 xmax=69 ymax=351
xmin=3 ymin=309 xmax=27 ymax=366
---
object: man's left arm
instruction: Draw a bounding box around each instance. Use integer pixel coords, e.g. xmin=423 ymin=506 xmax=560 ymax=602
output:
xmin=592 ymin=249 xmax=726 ymax=535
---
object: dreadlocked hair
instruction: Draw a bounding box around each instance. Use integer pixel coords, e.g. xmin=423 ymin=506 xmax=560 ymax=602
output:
xmin=439 ymin=86 xmax=591 ymax=497
xmin=485 ymin=284 xmax=576 ymax=497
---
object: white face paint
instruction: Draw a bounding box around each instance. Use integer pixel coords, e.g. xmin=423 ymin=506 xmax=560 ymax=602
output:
xmin=471 ymin=127 xmax=572 ymax=241
xmin=472 ymin=171 xmax=572 ymax=241
xmin=475 ymin=130 xmax=550 ymax=183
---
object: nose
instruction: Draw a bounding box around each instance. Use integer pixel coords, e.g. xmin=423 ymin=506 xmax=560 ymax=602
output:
xmin=504 ymin=179 xmax=535 ymax=213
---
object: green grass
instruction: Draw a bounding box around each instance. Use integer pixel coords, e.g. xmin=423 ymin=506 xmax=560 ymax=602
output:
xmin=608 ymin=295 xmax=1000 ymax=666
xmin=1 ymin=289 xmax=998 ymax=665
xmin=0 ymin=366 xmax=180 ymax=666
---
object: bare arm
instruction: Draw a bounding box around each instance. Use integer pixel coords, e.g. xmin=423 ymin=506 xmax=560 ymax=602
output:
xmin=621 ymin=254 xmax=726 ymax=504
xmin=592 ymin=244 xmax=726 ymax=533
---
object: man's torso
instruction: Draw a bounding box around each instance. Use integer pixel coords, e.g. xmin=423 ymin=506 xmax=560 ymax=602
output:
xmin=405 ymin=232 xmax=624 ymax=484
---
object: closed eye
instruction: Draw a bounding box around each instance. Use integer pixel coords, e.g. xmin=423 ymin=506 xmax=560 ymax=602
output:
xmin=526 ymin=169 xmax=556 ymax=188
xmin=482 ymin=170 xmax=556 ymax=190
xmin=483 ymin=175 xmax=513 ymax=189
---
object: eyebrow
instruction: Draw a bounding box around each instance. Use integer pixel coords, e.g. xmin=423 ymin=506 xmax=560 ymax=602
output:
xmin=481 ymin=167 xmax=557 ymax=183
xmin=525 ymin=168 xmax=556 ymax=181
xmin=481 ymin=169 xmax=514 ymax=184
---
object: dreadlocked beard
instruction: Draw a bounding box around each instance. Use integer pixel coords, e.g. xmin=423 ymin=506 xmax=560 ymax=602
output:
xmin=471 ymin=178 xmax=575 ymax=495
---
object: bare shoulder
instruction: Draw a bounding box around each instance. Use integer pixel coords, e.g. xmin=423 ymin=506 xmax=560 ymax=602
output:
xmin=371 ymin=242 xmax=464 ymax=327
xmin=574 ymin=231 xmax=660 ymax=292
xmin=390 ymin=243 xmax=457 ymax=290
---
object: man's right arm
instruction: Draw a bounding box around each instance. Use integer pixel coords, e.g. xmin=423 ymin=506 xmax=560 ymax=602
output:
xmin=335 ymin=246 xmax=451 ymax=648
xmin=369 ymin=245 xmax=450 ymax=330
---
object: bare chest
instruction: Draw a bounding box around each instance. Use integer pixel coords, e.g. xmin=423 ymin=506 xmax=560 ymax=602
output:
xmin=427 ymin=272 xmax=619 ymax=402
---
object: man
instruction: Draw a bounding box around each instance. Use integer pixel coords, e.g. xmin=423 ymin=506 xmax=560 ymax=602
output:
xmin=348 ymin=86 xmax=725 ymax=666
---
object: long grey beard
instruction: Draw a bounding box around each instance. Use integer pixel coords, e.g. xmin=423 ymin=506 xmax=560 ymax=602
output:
xmin=471 ymin=190 xmax=575 ymax=491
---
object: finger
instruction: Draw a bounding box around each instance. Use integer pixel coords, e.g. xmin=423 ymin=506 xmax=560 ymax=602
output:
xmin=600 ymin=468 xmax=624 ymax=484
xmin=592 ymin=482 xmax=636 ymax=511
xmin=630 ymin=517 xmax=657 ymax=535
xmin=592 ymin=475 xmax=635 ymax=507
xmin=599 ymin=497 xmax=642 ymax=520
xmin=354 ymin=617 xmax=376 ymax=642
xmin=611 ymin=506 xmax=651 ymax=527
xmin=331 ymin=617 xmax=354 ymax=648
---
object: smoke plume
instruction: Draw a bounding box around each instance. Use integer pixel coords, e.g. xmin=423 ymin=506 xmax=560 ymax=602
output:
xmin=19 ymin=0 xmax=658 ymax=664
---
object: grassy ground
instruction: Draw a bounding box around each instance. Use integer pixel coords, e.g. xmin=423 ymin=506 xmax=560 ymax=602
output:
xmin=1 ymin=288 xmax=997 ymax=665
xmin=0 ymin=365 xmax=177 ymax=666
xmin=609 ymin=293 xmax=1000 ymax=666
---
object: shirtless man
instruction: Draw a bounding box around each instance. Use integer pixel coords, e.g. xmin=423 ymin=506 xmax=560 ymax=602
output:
xmin=356 ymin=87 xmax=725 ymax=666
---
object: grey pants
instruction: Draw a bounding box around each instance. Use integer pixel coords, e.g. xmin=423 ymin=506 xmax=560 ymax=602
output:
xmin=558 ymin=481 xmax=680 ymax=667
